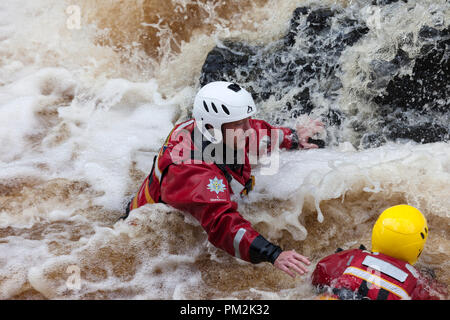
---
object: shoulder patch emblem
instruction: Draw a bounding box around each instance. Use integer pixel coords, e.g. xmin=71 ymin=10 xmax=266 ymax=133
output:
xmin=207 ymin=177 xmax=227 ymax=194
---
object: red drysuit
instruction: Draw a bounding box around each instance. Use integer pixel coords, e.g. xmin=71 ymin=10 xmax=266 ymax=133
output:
xmin=127 ymin=118 xmax=300 ymax=264
xmin=312 ymin=247 xmax=447 ymax=300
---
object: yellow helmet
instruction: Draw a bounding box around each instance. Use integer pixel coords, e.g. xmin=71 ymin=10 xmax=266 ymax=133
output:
xmin=371 ymin=205 xmax=428 ymax=265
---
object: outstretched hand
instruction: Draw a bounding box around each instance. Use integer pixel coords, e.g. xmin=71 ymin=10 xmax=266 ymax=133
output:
xmin=295 ymin=117 xmax=325 ymax=149
xmin=274 ymin=250 xmax=311 ymax=278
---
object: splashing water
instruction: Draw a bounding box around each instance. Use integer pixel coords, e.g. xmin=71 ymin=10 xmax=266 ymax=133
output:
xmin=0 ymin=0 xmax=448 ymax=299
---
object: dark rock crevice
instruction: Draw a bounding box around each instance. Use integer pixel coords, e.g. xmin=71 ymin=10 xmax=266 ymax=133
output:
xmin=199 ymin=3 xmax=449 ymax=147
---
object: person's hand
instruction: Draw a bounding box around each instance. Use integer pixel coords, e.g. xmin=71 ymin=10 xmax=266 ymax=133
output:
xmin=295 ymin=117 xmax=325 ymax=149
xmin=273 ymin=250 xmax=311 ymax=278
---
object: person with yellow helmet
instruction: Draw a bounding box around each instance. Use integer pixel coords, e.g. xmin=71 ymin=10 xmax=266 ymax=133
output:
xmin=311 ymin=205 xmax=447 ymax=300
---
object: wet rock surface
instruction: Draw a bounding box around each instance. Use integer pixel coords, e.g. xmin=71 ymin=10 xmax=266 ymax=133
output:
xmin=200 ymin=4 xmax=449 ymax=147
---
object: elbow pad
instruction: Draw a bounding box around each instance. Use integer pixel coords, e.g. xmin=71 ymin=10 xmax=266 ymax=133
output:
xmin=249 ymin=235 xmax=283 ymax=264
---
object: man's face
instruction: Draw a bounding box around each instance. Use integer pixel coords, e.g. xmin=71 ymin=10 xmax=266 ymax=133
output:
xmin=221 ymin=117 xmax=251 ymax=150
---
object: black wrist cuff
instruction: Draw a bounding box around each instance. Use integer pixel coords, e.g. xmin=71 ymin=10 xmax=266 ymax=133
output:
xmin=249 ymin=235 xmax=283 ymax=264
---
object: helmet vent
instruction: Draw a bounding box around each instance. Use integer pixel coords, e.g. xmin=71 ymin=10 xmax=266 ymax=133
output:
xmin=203 ymin=101 xmax=209 ymax=112
xmin=420 ymin=232 xmax=425 ymax=239
xmin=227 ymin=83 xmax=241 ymax=92
xmin=211 ymin=102 xmax=218 ymax=113
xmin=221 ymin=104 xmax=230 ymax=115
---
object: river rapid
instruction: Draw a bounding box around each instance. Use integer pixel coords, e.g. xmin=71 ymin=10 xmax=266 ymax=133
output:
xmin=0 ymin=0 xmax=448 ymax=299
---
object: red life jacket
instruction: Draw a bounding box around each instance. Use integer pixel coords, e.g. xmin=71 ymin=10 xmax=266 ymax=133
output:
xmin=126 ymin=118 xmax=299 ymax=263
xmin=312 ymin=248 xmax=445 ymax=300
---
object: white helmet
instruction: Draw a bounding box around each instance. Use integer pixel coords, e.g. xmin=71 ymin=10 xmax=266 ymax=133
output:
xmin=193 ymin=81 xmax=257 ymax=143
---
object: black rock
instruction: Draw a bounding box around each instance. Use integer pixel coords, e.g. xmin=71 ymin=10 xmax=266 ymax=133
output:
xmin=285 ymin=7 xmax=310 ymax=47
xmin=200 ymin=6 xmax=369 ymax=132
xmin=385 ymin=123 xmax=449 ymax=144
xmin=199 ymin=4 xmax=449 ymax=147
xmin=200 ymin=41 xmax=257 ymax=87
xmin=372 ymin=0 xmax=407 ymax=5
xmin=372 ymin=26 xmax=449 ymax=143
xmin=418 ymin=26 xmax=442 ymax=40
xmin=306 ymin=8 xmax=334 ymax=32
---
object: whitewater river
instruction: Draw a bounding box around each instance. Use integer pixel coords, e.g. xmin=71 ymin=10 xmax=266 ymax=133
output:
xmin=0 ymin=0 xmax=448 ymax=299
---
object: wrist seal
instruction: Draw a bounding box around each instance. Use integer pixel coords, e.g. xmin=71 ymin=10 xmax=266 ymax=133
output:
xmin=249 ymin=235 xmax=283 ymax=264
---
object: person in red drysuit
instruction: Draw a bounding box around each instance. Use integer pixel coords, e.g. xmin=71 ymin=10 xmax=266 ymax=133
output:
xmin=312 ymin=205 xmax=448 ymax=300
xmin=124 ymin=81 xmax=325 ymax=278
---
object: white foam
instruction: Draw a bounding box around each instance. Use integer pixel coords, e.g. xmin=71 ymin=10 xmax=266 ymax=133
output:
xmin=0 ymin=0 xmax=448 ymax=300
xmin=0 ymin=236 xmax=52 ymax=299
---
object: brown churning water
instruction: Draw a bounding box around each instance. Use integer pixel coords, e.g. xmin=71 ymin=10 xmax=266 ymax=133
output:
xmin=0 ymin=0 xmax=448 ymax=299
